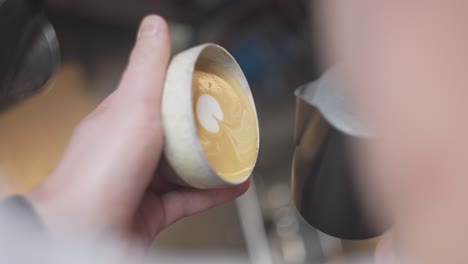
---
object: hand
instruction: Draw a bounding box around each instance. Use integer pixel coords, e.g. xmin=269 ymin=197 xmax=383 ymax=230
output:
xmin=26 ymin=15 xmax=250 ymax=246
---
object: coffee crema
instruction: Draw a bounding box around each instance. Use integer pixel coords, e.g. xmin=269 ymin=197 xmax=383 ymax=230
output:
xmin=192 ymin=61 xmax=258 ymax=182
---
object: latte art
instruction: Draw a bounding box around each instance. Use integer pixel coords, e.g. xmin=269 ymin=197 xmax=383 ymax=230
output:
xmin=196 ymin=94 xmax=223 ymax=133
xmin=192 ymin=63 xmax=258 ymax=182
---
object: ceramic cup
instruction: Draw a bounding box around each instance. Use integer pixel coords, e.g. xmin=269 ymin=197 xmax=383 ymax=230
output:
xmin=159 ymin=43 xmax=259 ymax=189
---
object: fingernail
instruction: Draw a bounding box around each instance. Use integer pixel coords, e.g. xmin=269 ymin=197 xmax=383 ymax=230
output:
xmin=138 ymin=16 xmax=161 ymax=38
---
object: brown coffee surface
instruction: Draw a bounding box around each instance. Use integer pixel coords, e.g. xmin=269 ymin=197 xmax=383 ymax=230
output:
xmin=192 ymin=62 xmax=258 ymax=182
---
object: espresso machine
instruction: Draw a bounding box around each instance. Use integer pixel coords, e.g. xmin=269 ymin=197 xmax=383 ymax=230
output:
xmin=0 ymin=0 xmax=60 ymax=112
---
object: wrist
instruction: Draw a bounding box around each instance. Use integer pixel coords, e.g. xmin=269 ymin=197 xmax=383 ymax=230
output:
xmin=24 ymin=179 xmax=83 ymax=234
xmin=24 ymin=183 xmax=55 ymax=232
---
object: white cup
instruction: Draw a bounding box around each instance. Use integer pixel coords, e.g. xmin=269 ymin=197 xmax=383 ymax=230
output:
xmin=159 ymin=43 xmax=259 ymax=189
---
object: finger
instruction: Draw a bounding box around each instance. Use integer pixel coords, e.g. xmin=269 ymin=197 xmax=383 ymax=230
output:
xmin=142 ymin=180 xmax=251 ymax=236
xmin=59 ymin=16 xmax=171 ymax=190
xmin=114 ymin=15 xmax=171 ymax=106
xmin=161 ymin=180 xmax=251 ymax=227
xmin=35 ymin=16 xmax=172 ymax=228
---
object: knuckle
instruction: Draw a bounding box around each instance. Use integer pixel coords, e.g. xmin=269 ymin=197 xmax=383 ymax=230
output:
xmin=128 ymin=91 xmax=161 ymax=122
xmin=72 ymin=96 xmax=116 ymax=135
xmin=132 ymin=99 xmax=162 ymax=132
xmin=72 ymin=118 xmax=90 ymax=137
xmin=71 ymin=92 xmax=163 ymax=141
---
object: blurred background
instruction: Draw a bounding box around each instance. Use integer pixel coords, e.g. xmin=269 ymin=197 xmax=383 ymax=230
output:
xmin=0 ymin=0 xmax=377 ymax=263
